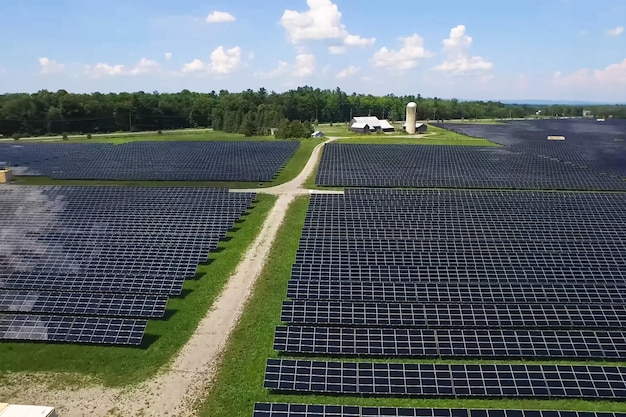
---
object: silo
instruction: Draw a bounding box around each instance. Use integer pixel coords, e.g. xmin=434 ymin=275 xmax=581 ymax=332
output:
xmin=406 ymin=102 xmax=417 ymax=134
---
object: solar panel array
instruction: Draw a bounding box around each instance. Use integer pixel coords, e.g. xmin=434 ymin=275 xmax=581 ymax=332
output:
xmin=0 ymin=185 xmax=255 ymax=345
xmin=316 ymin=119 xmax=626 ymax=189
xmin=264 ymin=188 xmax=626 ymax=403
xmin=253 ymin=404 xmax=626 ymax=417
xmin=0 ymin=141 xmax=299 ymax=181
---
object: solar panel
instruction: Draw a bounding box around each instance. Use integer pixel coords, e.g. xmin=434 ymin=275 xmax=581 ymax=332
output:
xmin=253 ymin=404 xmax=626 ymax=417
xmin=0 ymin=313 xmax=146 ymax=345
xmin=286 ymin=281 xmax=626 ymax=304
xmin=274 ymin=326 xmax=626 ymax=359
xmin=281 ymin=301 xmax=626 ymax=329
xmin=0 ymin=289 xmax=168 ymax=318
xmin=264 ymin=359 xmax=626 ymax=399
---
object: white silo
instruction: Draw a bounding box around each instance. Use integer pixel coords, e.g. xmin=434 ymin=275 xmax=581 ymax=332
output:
xmin=406 ymin=102 xmax=417 ymax=134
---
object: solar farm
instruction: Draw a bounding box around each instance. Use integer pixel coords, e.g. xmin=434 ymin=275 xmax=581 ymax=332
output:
xmin=3 ymin=119 xmax=626 ymax=417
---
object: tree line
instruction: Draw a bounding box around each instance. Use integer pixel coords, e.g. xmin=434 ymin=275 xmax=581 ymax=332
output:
xmin=1 ymin=86 xmax=624 ymax=138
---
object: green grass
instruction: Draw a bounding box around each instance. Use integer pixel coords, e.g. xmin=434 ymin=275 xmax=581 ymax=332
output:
xmin=0 ymin=194 xmax=277 ymax=387
xmin=13 ymin=139 xmax=321 ymax=189
xmin=14 ymin=130 xmax=276 ymax=144
xmin=198 ymin=194 xmax=626 ymax=417
xmin=335 ymin=125 xmax=497 ymax=146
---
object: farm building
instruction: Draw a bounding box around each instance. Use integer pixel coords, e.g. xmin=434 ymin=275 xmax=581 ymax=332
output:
xmin=311 ymin=130 xmax=324 ymax=138
xmin=350 ymin=122 xmax=370 ymax=134
xmin=403 ymin=122 xmax=428 ymax=133
xmin=350 ymin=116 xmax=395 ymax=133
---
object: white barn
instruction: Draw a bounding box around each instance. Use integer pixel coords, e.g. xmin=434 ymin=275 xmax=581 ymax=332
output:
xmin=350 ymin=116 xmax=395 ymax=133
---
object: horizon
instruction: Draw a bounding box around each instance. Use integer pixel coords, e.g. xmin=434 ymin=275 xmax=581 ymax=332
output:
xmin=1 ymin=0 xmax=625 ymax=102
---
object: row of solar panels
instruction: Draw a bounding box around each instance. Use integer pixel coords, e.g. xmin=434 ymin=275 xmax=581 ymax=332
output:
xmin=274 ymin=326 xmax=626 ymax=359
xmin=264 ymin=360 xmax=626 ymax=399
xmin=253 ymin=404 xmax=626 ymax=417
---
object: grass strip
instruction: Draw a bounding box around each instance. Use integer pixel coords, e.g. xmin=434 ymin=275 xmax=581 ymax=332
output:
xmin=335 ymin=125 xmax=497 ymax=146
xmin=0 ymin=194 xmax=277 ymax=387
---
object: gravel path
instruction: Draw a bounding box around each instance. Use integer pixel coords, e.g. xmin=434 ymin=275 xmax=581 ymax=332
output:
xmin=0 ymin=138 xmax=339 ymax=417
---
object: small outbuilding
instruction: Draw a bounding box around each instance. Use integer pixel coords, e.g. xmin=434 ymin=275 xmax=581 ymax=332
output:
xmin=350 ymin=122 xmax=370 ymax=134
xmin=403 ymin=122 xmax=428 ymax=134
xmin=311 ymin=130 xmax=324 ymax=138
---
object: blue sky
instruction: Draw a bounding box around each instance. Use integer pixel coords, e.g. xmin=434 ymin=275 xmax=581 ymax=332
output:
xmin=0 ymin=0 xmax=625 ymax=102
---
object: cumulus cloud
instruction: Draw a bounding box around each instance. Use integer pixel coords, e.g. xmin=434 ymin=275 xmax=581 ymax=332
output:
xmin=129 ymin=58 xmax=161 ymax=75
xmin=372 ymin=34 xmax=432 ymax=71
xmin=280 ymin=0 xmax=375 ymax=53
xmin=435 ymin=25 xmax=493 ymax=74
xmin=182 ymin=46 xmax=241 ymax=75
xmin=165 ymin=52 xmax=173 ymax=60
xmin=554 ymin=58 xmax=626 ymax=88
xmin=606 ymin=26 xmax=624 ymax=37
xmin=38 ymin=57 xmax=64 ymax=74
xmin=84 ymin=62 xmax=125 ymax=78
xmin=254 ymin=53 xmax=316 ymax=79
xmin=336 ymin=65 xmax=360 ymax=79
xmin=206 ymin=11 xmax=236 ymax=23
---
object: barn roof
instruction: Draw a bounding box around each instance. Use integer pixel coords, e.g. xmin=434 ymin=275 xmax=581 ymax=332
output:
xmin=351 ymin=122 xmax=369 ymax=129
xmin=379 ymin=119 xmax=394 ymax=130
xmin=352 ymin=116 xmax=381 ymax=127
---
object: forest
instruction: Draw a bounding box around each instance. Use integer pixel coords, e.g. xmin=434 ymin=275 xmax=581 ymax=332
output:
xmin=1 ymin=86 xmax=624 ymax=137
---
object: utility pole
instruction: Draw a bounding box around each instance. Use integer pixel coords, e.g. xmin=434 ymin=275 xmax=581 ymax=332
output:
xmin=129 ymin=110 xmax=132 ymax=132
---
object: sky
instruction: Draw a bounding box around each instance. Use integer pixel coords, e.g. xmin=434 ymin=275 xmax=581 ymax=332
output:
xmin=0 ymin=0 xmax=625 ymax=102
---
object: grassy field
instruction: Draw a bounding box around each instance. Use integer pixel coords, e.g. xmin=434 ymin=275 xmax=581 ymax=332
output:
xmin=198 ymin=195 xmax=626 ymax=417
xmin=14 ymin=138 xmax=321 ymax=189
xmin=0 ymin=194 xmax=277 ymax=387
xmin=12 ymin=129 xmax=273 ymax=144
xmin=335 ymin=125 xmax=497 ymax=146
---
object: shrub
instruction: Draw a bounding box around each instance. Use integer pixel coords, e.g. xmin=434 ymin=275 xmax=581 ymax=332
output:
xmin=86 ymin=134 xmax=92 ymax=139
xmin=12 ymin=134 xmax=20 ymax=141
xmin=62 ymin=133 xmax=69 ymax=141
xmin=157 ymin=130 xmax=163 ymax=136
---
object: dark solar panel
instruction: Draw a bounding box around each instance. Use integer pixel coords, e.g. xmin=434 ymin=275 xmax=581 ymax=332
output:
xmin=0 ymin=289 xmax=168 ymax=318
xmin=274 ymin=326 xmax=626 ymax=359
xmin=281 ymin=301 xmax=626 ymax=329
xmin=0 ymin=313 xmax=146 ymax=345
xmin=253 ymin=404 xmax=626 ymax=417
xmin=264 ymin=359 xmax=626 ymax=399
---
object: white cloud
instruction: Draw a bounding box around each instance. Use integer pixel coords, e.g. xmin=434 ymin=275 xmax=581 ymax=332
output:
xmin=554 ymin=58 xmax=626 ymax=88
xmin=84 ymin=62 xmax=125 ymax=78
xmin=38 ymin=57 xmax=64 ymax=74
xmin=165 ymin=52 xmax=173 ymax=60
xmin=181 ymin=46 xmax=241 ymax=75
xmin=294 ymin=53 xmax=316 ymax=77
xmin=255 ymin=53 xmax=316 ymax=79
xmin=129 ymin=58 xmax=161 ymax=75
xmin=336 ymin=65 xmax=360 ymax=79
xmin=328 ymin=45 xmax=347 ymax=54
xmin=435 ymin=25 xmax=493 ymax=74
xmin=280 ymin=0 xmax=375 ymax=51
xmin=372 ymin=34 xmax=432 ymax=71
xmin=206 ymin=11 xmax=236 ymax=23
xmin=606 ymin=26 xmax=624 ymax=37
xmin=209 ymin=46 xmax=241 ymax=74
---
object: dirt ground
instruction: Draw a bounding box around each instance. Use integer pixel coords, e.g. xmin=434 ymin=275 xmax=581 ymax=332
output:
xmin=0 ymin=138 xmax=339 ymax=417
